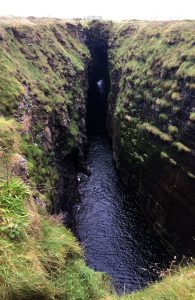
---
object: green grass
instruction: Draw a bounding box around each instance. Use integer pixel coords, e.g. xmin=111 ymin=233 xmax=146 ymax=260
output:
xmin=171 ymin=92 xmax=182 ymax=101
xmin=0 ymin=19 xmax=91 ymax=204
xmin=160 ymin=151 xmax=177 ymax=165
xmin=70 ymin=119 xmax=79 ymax=137
xmin=117 ymin=265 xmax=195 ymax=300
xmin=156 ymin=98 xmax=171 ymax=108
xmin=172 ymin=141 xmax=191 ymax=153
xmin=0 ymin=179 xmax=109 ymax=300
xmin=108 ymin=23 xmax=195 ymax=300
xmin=0 ymin=117 xmax=21 ymax=181
xmin=0 ymin=179 xmax=29 ymax=240
xmin=159 ymin=113 xmax=168 ymax=121
xmin=0 ymin=20 xmax=89 ymax=114
xmin=142 ymin=122 xmax=172 ymax=142
xmin=168 ymin=125 xmax=179 ymax=135
xmin=189 ymin=112 xmax=195 ymax=121
xmin=108 ymin=20 xmax=195 ymax=222
xmin=0 ymin=112 xmax=109 ymax=300
xmin=0 ymin=117 xmax=20 ymax=153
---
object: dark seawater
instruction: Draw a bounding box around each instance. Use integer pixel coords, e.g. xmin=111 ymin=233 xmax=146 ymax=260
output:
xmin=74 ymin=136 xmax=170 ymax=294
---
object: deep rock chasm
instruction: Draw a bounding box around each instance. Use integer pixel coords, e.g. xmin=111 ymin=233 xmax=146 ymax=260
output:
xmin=0 ymin=18 xmax=195 ymax=300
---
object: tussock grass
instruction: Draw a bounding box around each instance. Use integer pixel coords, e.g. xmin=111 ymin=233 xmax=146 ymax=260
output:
xmin=0 ymin=179 xmax=109 ymax=300
xmin=0 ymin=115 xmax=109 ymax=300
xmin=168 ymin=125 xmax=179 ymax=135
xmin=156 ymin=98 xmax=171 ymax=108
xmin=142 ymin=122 xmax=172 ymax=142
xmin=0 ymin=117 xmax=21 ymax=181
xmin=159 ymin=113 xmax=168 ymax=121
xmin=189 ymin=112 xmax=195 ymax=121
xmin=160 ymin=151 xmax=177 ymax=165
xmin=172 ymin=141 xmax=191 ymax=153
xmin=117 ymin=265 xmax=195 ymax=300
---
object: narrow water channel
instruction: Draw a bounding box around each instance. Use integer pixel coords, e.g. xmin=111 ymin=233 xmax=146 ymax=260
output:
xmin=74 ymin=135 xmax=170 ymax=294
xmin=75 ymin=32 xmax=170 ymax=294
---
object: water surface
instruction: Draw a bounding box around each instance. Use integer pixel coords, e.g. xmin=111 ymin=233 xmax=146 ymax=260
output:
xmin=74 ymin=136 xmax=170 ymax=294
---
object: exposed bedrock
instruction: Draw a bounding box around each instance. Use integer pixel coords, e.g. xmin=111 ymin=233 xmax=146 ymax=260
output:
xmin=107 ymin=21 xmax=195 ymax=254
xmin=84 ymin=20 xmax=111 ymax=135
xmin=0 ymin=19 xmax=91 ymax=225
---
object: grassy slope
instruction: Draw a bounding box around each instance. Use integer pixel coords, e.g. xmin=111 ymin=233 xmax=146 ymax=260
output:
xmin=118 ymin=265 xmax=195 ymax=300
xmin=0 ymin=116 xmax=110 ymax=300
xmin=0 ymin=180 xmax=109 ymax=300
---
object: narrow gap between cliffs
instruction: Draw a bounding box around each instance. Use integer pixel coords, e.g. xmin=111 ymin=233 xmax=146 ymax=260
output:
xmin=73 ymin=23 xmax=171 ymax=295
xmin=85 ymin=22 xmax=110 ymax=136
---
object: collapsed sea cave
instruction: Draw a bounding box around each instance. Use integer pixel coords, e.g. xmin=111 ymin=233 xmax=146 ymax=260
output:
xmin=21 ymin=19 xmax=193 ymax=295
xmin=71 ymin=23 xmax=172 ymax=294
xmin=1 ymin=18 xmax=195 ymax=300
xmin=49 ymin=21 xmax=195 ymax=295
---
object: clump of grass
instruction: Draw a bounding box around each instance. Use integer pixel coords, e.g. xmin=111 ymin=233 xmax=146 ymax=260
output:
xmin=119 ymin=265 xmax=195 ymax=300
xmin=155 ymin=98 xmax=171 ymax=108
xmin=159 ymin=113 xmax=168 ymax=121
xmin=0 ymin=117 xmax=21 ymax=181
xmin=168 ymin=125 xmax=179 ymax=135
xmin=132 ymin=151 xmax=144 ymax=163
xmin=187 ymin=171 xmax=195 ymax=179
xmin=125 ymin=115 xmax=133 ymax=123
xmin=0 ymin=179 xmax=110 ymax=300
xmin=143 ymin=123 xmax=172 ymax=142
xmin=172 ymin=106 xmax=180 ymax=113
xmin=160 ymin=151 xmax=177 ymax=165
xmin=172 ymin=141 xmax=191 ymax=153
xmin=69 ymin=119 xmax=78 ymax=137
xmin=171 ymin=92 xmax=182 ymax=101
xmin=189 ymin=112 xmax=195 ymax=121
xmin=0 ymin=179 xmax=29 ymax=240
xmin=0 ymin=117 xmax=20 ymax=153
xmin=160 ymin=151 xmax=169 ymax=159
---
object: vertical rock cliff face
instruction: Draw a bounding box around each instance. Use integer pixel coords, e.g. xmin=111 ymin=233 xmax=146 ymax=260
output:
xmin=0 ymin=18 xmax=91 ymax=224
xmin=107 ymin=21 xmax=195 ymax=254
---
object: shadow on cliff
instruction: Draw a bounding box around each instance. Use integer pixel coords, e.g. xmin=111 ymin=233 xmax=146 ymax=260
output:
xmin=85 ymin=21 xmax=111 ymax=136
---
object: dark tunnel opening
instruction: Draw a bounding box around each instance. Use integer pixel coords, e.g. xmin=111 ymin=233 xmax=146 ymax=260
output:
xmin=85 ymin=22 xmax=110 ymax=135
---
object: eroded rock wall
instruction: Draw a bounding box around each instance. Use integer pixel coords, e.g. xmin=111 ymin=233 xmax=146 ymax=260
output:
xmin=84 ymin=20 xmax=111 ymax=134
xmin=107 ymin=21 xmax=195 ymax=254
xmin=0 ymin=18 xmax=90 ymax=223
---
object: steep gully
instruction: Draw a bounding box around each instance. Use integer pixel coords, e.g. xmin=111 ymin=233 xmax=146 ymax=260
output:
xmin=70 ymin=26 xmax=171 ymax=294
